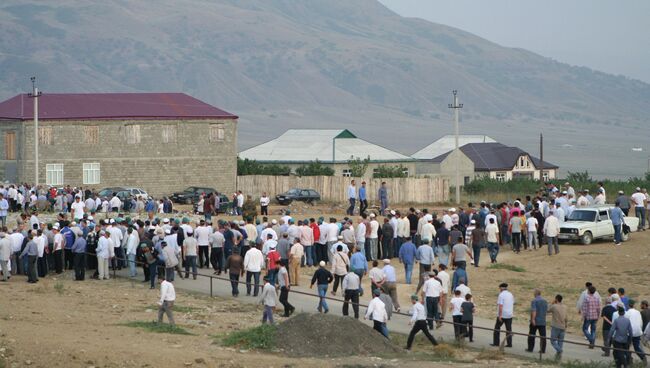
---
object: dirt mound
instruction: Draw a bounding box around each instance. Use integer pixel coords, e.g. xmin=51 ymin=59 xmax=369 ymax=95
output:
xmin=275 ymin=313 xmax=403 ymax=357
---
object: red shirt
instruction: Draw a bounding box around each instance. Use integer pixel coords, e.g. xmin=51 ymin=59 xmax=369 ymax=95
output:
xmin=267 ymin=250 xmax=280 ymax=270
xmin=310 ymin=223 xmax=320 ymax=243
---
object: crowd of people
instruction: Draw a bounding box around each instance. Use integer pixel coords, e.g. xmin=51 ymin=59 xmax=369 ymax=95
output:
xmin=1 ymin=180 xmax=650 ymax=365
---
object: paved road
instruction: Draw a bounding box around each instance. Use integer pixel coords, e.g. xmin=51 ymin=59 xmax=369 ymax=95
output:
xmin=117 ymin=268 xmax=614 ymax=364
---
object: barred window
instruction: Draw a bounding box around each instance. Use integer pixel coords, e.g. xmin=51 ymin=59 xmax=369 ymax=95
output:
xmin=39 ymin=126 xmax=52 ymax=145
xmin=84 ymin=126 xmax=99 ymax=144
xmin=209 ymin=124 xmax=225 ymax=142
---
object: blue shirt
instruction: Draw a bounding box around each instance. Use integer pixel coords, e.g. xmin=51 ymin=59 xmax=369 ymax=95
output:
xmin=609 ymin=315 xmax=633 ymax=344
xmin=383 ymin=265 xmax=397 ymax=282
xmin=416 ymin=244 xmax=435 ymax=265
xmin=71 ymin=237 xmax=87 ymax=254
xmin=610 ymin=207 xmax=625 ymax=226
xmin=530 ymin=296 xmax=548 ymax=326
xmin=62 ymin=227 xmax=75 ymax=249
xmin=398 ymin=241 xmax=416 ymax=264
xmin=0 ymin=199 xmax=8 ymax=216
xmin=359 ymin=187 xmax=367 ymax=201
xmin=350 ymin=252 xmax=368 ymax=273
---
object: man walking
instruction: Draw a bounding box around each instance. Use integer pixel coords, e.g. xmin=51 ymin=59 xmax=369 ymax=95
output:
xmin=381 ymin=259 xmax=400 ymax=312
xmin=548 ymin=294 xmax=568 ymax=360
xmin=0 ymin=229 xmax=11 ymax=281
xmin=259 ymin=276 xmax=277 ymax=324
xmin=406 ymin=294 xmax=438 ymax=350
xmin=277 ymin=259 xmax=294 ymax=317
xmin=421 ymin=271 xmax=443 ymax=330
xmin=492 ymin=283 xmax=514 ymax=348
xmin=581 ymin=285 xmax=601 ymax=348
xmin=289 ymin=238 xmax=303 ymax=286
xmin=526 ymin=289 xmax=548 ymax=354
xmin=225 ymin=246 xmax=244 ymax=297
xmin=544 ymin=211 xmax=560 ymax=255
xmin=365 ymin=289 xmax=389 ymax=338
xmin=244 ymin=242 xmax=264 ymax=297
xmin=415 ymin=238 xmax=435 ymax=293
xmin=398 ymin=236 xmax=416 ymax=284
xmin=342 ymin=270 xmax=361 ymax=319
xmin=378 ymin=182 xmax=388 ymax=215
xmin=310 ymin=261 xmax=333 ymax=313
xmin=611 ymin=202 xmax=626 ymax=246
xmin=157 ymin=276 xmax=176 ymax=328
xmin=609 ymin=307 xmax=633 ymax=368
xmin=347 ymin=180 xmax=357 ymax=216
xmin=359 ymin=181 xmax=368 ymax=214
xmin=625 ymin=300 xmax=647 ymax=365
xmin=631 ymin=187 xmax=647 ymax=231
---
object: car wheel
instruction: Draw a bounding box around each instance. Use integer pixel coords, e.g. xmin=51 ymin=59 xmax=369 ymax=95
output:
xmin=581 ymin=231 xmax=593 ymax=245
xmin=184 ymin=198 xmax=192 ymax=205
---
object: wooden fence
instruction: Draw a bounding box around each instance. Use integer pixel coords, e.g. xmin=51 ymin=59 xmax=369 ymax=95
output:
xmin=236 ymin=175 xmax=449 ymax=204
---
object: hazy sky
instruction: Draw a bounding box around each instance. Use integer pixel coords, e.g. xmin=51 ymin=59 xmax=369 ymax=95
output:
xmin=379 ymin=0 xmax=650 ymax=83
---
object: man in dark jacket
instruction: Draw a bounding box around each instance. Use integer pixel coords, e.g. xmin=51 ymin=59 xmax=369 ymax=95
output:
xmin=310 ymin=261 xmax=333 ymax=313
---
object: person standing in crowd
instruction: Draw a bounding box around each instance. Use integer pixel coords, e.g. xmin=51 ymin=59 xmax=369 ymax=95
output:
xmin=398 ymin=236 xmax=416 ymax=284
xmin=382 ymin=259 xmax=400 ymax=312
xmin=224 ymin=246 xmax=244 ymax=297
xmin=451 ymin=236 xmax=472 ymax=270
xmin=157 ymin=275 xmax=176 ymax=328
xmin=525 ymin=211 xmax=539 ymax=251
xmin=381 ymin=217 xmax=393 ymax=261
xmin=259 ymin=192 xmax=270 ymax=216
xmin=209 ymin=225 xmax=225 ymax=275
xmin=544 ymin=210 xmax=561 ymax=256
xmin=259 ymin=276 xmax=277 ymax=325
xmin=244 ymin=241 xmax=264 ymax=297
xmin=300 ymin=219 xmax=314 ymax=267
xmin=365 ymin=289 xmax=389 ymax=338
xmin=183 ymin=229 xmax=198 ymax=280
xmin=96 ymin=230 xmax=112 ymax=280
xmin=485 ymin=218 xmax=500 ymax=263
xmin=19 ymin=232 xmax=38 ymax=283
xmin=631 ymin=187 xmax=647 ymax=231
xmin=406 ymin=294 xmax=438 ymax=350
xmin=126 ymin=227 xmax=139 ymax=278
xmin=492 ymin=282 xmax=514 ymax=348
xmin=460 ymin=293 xmax=475 ymax=342
xmin=548 ymin=294 xmax=568 ymax=360
xmin=378 ymin=182 xmax=388 ymax=215
xmin=581 ymin=285 xmax=601 ymax=349
xmin=610 ymin=202 xmax=625 ymax=246
xmin=469 ymin=220 xmax=485 ymax=267
xmin=161 ymin=241 xmax=178 ymax=282
xmin=0 ymin=229 xmax=10 ymax=281
xmin=331 ymin=244 xmax=349 ymax=296
xmin=421 ymin=270 xmax=443 ymax=330
xmin=609 ymin=307 xmax=633 ymax=368
xmin=508 ymin=210 xmax=523 ymax=253
xmin=438 ymin=264 xmax=451 ymax=325
xmin=289 ymin=238 xmax=303 ymax=286
xmin=359 ymin=181 xmax=368 ymax=214
xmin=310 ymin=261 xmax=333 ymax=313
xmin=347 ymin=180 xmax=357 ymax=216
xmin=601 ymin=296 xmax=617 ymax=357
xmin=526 ymin=289 xmax=548 ymax=354
xmin=342 ymin=269 xmax=361 ymax=319
xmin=350 ymin=246 xmax=367 ymax=296
xmin=625 ymin=300 xmax=647 ymax=365
xmin=415 ymin=235 xmax=435 ymax=293
xmin=194 ymin=220 xmax=211 ymax=269
xmin=0 ymin=194 xmax=8 ymax=227
xmin=450 ymin=289 xmax=465 ymax=340
xmin=71 ymin=230 xmax=87 ymax=281
xmin=277 ymin=259 xmax=294 ymax=317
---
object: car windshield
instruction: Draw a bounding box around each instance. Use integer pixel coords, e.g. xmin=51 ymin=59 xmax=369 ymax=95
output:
xmin=567 ymin=210 xmax=597 ymax=222
xmin=183 ymin=187 xmax=198 ymax=193
xmin=285 ymin=189 xmax=300 ymax=195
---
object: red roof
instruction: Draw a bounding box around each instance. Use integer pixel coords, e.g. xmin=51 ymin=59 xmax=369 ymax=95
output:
xmin=0 ymin=93 xmax=237 ymax=121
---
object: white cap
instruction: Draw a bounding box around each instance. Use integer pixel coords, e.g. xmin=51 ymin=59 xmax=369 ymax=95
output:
xmin=109 ymin=219 xmax=115 ymax=224
xmin=470 ymin=219 xmax=476 ymax=224
xmin=268 ymin=243 xmax=276 ymax=249
xmin=383 ymin=259 xmax=391 ymax=264
xmin=165 ymin=229 xmax=171 ymax=234
xmin=163 ymin=218 xmax=170 ymax=223
xmin=390 ymin=210 xmax=396 ymax=215
xmin=87 ymin=216 xmax=94 ymax=221
xmin=425 ymin=214 xmax=433 ymax=222
xmin=319 ymin=261 xmax=326 ymax=267
xmin=337 ymin=235 xmax=343 ymax=240
xmin=369 ymin=213 xmax=376 ymax=218
xmin=271 ymin=219 xmax=277 ymax=225
xmin=449 ymin=208 xmax=456 ymax=212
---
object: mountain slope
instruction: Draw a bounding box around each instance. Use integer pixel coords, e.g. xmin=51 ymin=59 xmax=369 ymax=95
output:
xmin=1 ymin=0 xmax=649 ymax=177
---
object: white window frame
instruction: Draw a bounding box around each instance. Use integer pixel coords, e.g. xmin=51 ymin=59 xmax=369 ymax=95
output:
xmin=125 ymin=124 xmax=141 ymax=144
xmin=209 ymin=124 xmax=225 ymax=142
xmin=495 ymin=172 xmax=507 ymax=182
xmin=542 ymin=171 xmax=550 ymax=182
xmin=83 ymin=163 xmax=101 ymax=185
xmin=342 ymin=169 xmax=352 ymax=177
xmin=46 ymin=164 xmax=64 ymax=186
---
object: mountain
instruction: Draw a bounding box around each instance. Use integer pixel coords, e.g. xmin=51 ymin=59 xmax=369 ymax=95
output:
xmin=1 ymin=0 xmax=649 ymax=178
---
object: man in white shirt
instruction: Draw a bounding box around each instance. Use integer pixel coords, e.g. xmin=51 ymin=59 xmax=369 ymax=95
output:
xmin=9 ymin=229 xmax=25 ymax=275
xmin=577 ymin=191 xmax=590 ymax=208
xmin=421 ymin=215 xmax=436 ymax=245
xmin=624 ymin=300 xmax=647 ymax=364
xmin=96 ymin=231 xmax=113 ymax=280
xmin=236 ymin=191 xmax=245 ymax=216
xmin=244 ymin=243 xmax=264 ymax=297
xmin=525 ymin=215 xmax=539 ymax=250
xmin=492 ymin=282 xmax=515 ymax=347
xmin=631 ymin=187 xmax=647 ymax=231
xmin=406 ymin=294 xmax=438 ymax=349
xmin=126 ymin=227 xmax=139 ymax=277
xmin=543 ymin=210 xmax=561 ymax=256
xmin=0 ymin=231 xmax=12 ymax=280
xmin=346 ymin=180 xmax=356 ymax=216
xmin=107 ymin=221 xmax=124 ymax=270
xmin=365 ymin=288 xmax=389 ymax=338
xmin=326 ymin=218 xmax=339 ymax=264
xmin=194 ymin=220 xmax=212 ymax=269
xmin=355 ymin=216 xmax=367 ymax=258
xmin=442 ymin=210 xmax=453 ymax=230
xmin=485 ymin=218 xmax=499 ymax=263
xmin=109 ymin=194 xmax=121 ymax=212
xmin=368 ymin=213 xmax=379 ymax=261
xmin=71 ymin=196 xmax=85 ymax=221
xmin=421 ymin=270 xmax=444 ymax=330
xmin=158 ymin=277 xmax=176 ymax=327
xmin=593 ymin=188 xmax=606 ymax=205
xmin=437 ymin=264 xmax=451 ymax=324
xmin=259 ymin=192 xmax=270 ymax=216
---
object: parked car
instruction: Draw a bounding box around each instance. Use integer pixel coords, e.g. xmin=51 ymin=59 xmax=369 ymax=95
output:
xmin=275 ymin=188 xmax=320 ymax=205
xmin=558 ymin=205 xmax=639 ymax=245
xmin=123 ymin=187 xmax=151 ymax=200
xmin=97 ymin=187 xmax=126 ymax=198
xmin=171 ymin=186 xmax=217 ymax=204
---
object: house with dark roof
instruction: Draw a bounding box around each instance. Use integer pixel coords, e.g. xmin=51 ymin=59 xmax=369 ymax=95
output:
xmin=0 ymin=92 xmax=238 ymax=196
xmin=415 ymin=142 xmax=559 ymax=183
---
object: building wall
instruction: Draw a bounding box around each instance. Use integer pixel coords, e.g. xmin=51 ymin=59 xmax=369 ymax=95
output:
xmin=487 ymin=168 xmax=557 ymax=181
xmin=15 ymin=118 xmax=237 ymax=196
xmin=261 ymin=161 xmax=417 ymax=178
xmin=438 ymin=150 xmax=475 ymax=186
xmin=0 ymin=120 xmax=23 ymax=182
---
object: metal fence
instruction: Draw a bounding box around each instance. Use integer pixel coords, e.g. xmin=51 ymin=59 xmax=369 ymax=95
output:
xmin=236 ymin=175 xmax=449 ymax=204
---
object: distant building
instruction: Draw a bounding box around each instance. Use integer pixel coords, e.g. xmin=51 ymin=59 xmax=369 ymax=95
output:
xmin=239 ymin=129 xmax=416 ymax=177
xmin=412 ymin=134 xmax=496 ymax=160
xmin=417 ymin=142 xmax=558 ymax=183
xmin=0 ymin=93 xmax=238 ymax=196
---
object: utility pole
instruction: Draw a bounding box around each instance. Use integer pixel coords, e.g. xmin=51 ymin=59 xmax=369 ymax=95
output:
xmin=28 ymin=77 xmax=42 ymax=186
xmin=448 ymin=90 xmax=463 ymax=204
xmin=539 ymin=133 xmax=544 ymax=182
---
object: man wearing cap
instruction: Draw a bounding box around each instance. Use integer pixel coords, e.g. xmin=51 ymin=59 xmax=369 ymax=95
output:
xmin=415 ymin=235 xmax=435 ymax=293
xmin=367 ymin=213 xmax=379 ymax=261
xmin=310 ymin=261 xmax=333 ymax=313
xmin=492 ymin=282 xmax=515 ymax=348
xmin=614 ymin=190 xmax=630 ymax=216
xmin=331 ymin=244 xmax=350 ymax=296
xmin=406 ymin=294 xmax=438 ymax=349
xmin=209 ymin=223 xmax=225 ymax=274
xmin=631 ymin=187 xmax=647 ymax=231
xmin=378 ymin=182 xmax=388 ymax=215
xmin=421 ymin=270 xmax=443 ymax=330
xmin=611 ymin=202 xmax=625 ymax=246
xmin=594 ymin=187 xmax=606 ymax=205
xmin=19 ymin=232 xmax=39 ymax=283
xmin=381 ymin=258 xmax=400 ymax=312
xmin=543 ymin=210 xmax=561 ymax=256
xmin=299 ymin=219 xmax=314 ymax=267
xmin=365 ymin=289 xmax=389 ymax=338
xmin=398 ymin=236 xmax=416 ymax=284
xmin=71 ymin=196 xmax=85 ymax=221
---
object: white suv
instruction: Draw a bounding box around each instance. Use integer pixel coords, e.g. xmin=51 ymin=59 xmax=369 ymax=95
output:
xmin=558 ymin=205 xmax=639 ymax=245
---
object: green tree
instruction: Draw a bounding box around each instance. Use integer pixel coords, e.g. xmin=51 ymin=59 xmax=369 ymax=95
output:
xmin=237 ymin=158 xmax=291 ymax=176
xmin=566 ymin=170 xmax=592 ymax=183
xmin=295 ymin=160 xmax=334 ymax=176
xmin=347 ymin=156 xmax=370 ymax=177
xmin=372 ymin=165 xmax=408 ymax=178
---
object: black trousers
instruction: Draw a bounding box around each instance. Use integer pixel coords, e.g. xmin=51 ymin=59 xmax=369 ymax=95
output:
xmin=527 ymin=324 xmax=547 ymax=353
xmin=343 ymin=289 xmax=360 ymax=318
xmin=37 ymin=256 xmax=47 ymax=277
xmin=612 ymin=341 xmax=630 ymax=368
xmin=425 ymin=296 xmax=439 ymax=329
xmin=406 ymin=320 xmax=438 ymax=349
xmin=359 ymin=199 xmax=368 ymax=214
xmin=26 ymin=255 xmax=38 ymax=282
xmin=332 ymin=274 xmax=344 ymax=293
xmin=53 ymin=249 xmax=63 ymax=274
xmin=493 ymin=318 xmax=513 ymax=346
xmin=198 ymin=246 xmax=210 ymax=268
xmin=261 ymin=205 xmax=268 ymax=216
xmin=73 ymin=252 xmax=86 ymax=280
xmin=453 ymin=315 xmax=463 ymax=338
xmin=279 ymin=286 xmax=293 ymax=316
xmin=463 ymin=320 xmax=474 ymax=341
xmin=64 ymin=249 xmax=74 ymax=270
xmin=210 ymin=248 xmax=223 ymax=271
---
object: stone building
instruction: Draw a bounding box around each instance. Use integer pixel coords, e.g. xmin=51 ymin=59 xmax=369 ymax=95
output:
xmin=0 ymin=92 xmax=238 ymax=196
xmin=239 ymin=129 xmax=416 ymax=177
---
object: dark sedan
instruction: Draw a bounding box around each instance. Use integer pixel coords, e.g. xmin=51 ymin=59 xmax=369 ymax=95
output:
xmin=171 ymin=186 xmax=217 ymax=204
xmin=276 ymin=188 xmax=320 ymax=205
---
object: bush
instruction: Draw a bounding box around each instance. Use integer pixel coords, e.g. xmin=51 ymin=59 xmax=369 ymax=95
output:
xmin=372 ymin=165 xmax=408 ymax=178
xmin=347 ymin=156 xmax=369 ymax=177
xmin=237 ymin=158 xmax=291 ymax=176
xmin=295 ymin=160 xmax=335 ymax=176
xmin=222 ymin=324 xmax=277 ymax=350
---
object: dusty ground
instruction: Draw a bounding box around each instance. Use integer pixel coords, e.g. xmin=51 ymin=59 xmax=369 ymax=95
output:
xmin=0 ymin=276 xmax=546 ymax=368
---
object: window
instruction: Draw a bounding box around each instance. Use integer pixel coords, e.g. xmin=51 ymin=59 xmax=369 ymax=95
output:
xmin=402 ymin=168 xmax=409 ymax=177
xmin=464 ymin=176 xmax=470 ymax=185
xmin=542 ymin=171 xmax=550 ymax=181
xmin=83 ymin=163 xmax=100 ymax=185
xmin=161 ymin=125 xmax=177 ymax=143
xmin=372 ymin=168 xmax=380 ymax=176
xmin=4 ymin=131 xmax=16 ymax=160
xmin=46 ymin=164 xmax=64 ymax=186
xmin=125 ymin=125 xmax=141 ymax=144
xmin=39 ymin=126 xmax=52 ymax=145
xmin=209 ymin=124 xmax=225 ymax=142
xmin=495 ymin=172 xmax=507 ymax=182
xmin=342 ymin=169 xmax=352 ymax=177
xmin=84 ymin=126 xmax=99 ymax=144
